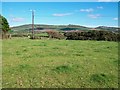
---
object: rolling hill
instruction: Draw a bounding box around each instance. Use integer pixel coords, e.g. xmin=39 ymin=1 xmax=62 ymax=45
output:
xmin=95 ymin=26 xmax=119 ymax=32
xmin=10 ymin=24 xmax=92 ymax=33
xmin=10 ymin=24 xmax=118 ymax=33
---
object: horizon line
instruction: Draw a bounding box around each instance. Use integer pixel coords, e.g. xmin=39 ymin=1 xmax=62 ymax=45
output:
xmin=10 ymin=23 xmax=118 ymax=28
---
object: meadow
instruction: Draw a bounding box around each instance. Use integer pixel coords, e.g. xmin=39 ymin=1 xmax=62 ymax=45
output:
xmin=2 ymin=37 xmax=118 ymax=88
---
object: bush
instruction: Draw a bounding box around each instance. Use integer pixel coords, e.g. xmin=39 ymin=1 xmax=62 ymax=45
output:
xmin=46 ymin=30 xmax=65 ymax=39
xmin=64 ymin=30 xmax=118 ymax=41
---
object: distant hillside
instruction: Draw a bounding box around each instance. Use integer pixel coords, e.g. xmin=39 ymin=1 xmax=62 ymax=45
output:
xmin=95 ymin=26 xmax=118 ymax=32
xmin=11 ymin=24 xmax=91 ymax=33
xmin=11 ymin=24 xmax=118 ymax=33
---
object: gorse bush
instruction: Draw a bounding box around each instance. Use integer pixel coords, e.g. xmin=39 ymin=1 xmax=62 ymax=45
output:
xmin=46 ymin=30 xmax=65 ymax=39
xmin=64 ymin=30 xmax=119 ymax=41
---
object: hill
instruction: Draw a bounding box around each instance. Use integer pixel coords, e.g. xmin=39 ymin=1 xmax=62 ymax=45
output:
xmin=11 ymin=24 xmax=118 ymax=33
xmin=10 ymin=24 xmax=91 ymax=33
xmin=95 ymin=26 xmax=118 ymax=32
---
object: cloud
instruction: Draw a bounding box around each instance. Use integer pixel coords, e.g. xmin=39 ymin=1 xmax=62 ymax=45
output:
xmin=11 ymin=17 xmax=25 ymax=22
xmin=113 ymin=18 xmax=118 ymax=20
xmin=97 ymin=6 xmax=103 ymax=9
xmin=80 ymin=8 xmax=94 ymax=13
xmin=98 ymin=0 xmax=118 ymax=2
xmin=52 ymin=13 xmax=72 ymax=17
xmin=88 ymin=14 xmax=101 ymax=19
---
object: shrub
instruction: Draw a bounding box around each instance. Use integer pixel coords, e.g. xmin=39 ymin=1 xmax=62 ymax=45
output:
xmin=46 ymin=30 xmax=64 ymax=39
xmin=64 ymin=30 xmax=118 ymax=41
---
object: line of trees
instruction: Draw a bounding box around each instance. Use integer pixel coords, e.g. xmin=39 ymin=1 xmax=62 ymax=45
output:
xmin=10 ymin=29 xmax=119 ymax=42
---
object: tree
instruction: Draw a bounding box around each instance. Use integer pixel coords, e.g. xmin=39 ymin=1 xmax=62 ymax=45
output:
xmin=0 ymin=15 xmax=11 ymax=39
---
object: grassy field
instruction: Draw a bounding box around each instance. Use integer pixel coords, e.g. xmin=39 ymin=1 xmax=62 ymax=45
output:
xmin=2 ymin=38 xmax=118 ymax=88
xmin=0 ymin=39 xmax=2 ymax=89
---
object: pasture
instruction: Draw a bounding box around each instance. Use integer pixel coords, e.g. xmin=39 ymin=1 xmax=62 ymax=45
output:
xmin=2 ymin=38 xmax=118 ymax=88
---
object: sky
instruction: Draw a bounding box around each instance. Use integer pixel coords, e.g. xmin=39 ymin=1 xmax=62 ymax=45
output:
xmin=2 ymin=0 xmax=119 ymax=2
xmin=1 ymin=2 xmax=118 ymax=27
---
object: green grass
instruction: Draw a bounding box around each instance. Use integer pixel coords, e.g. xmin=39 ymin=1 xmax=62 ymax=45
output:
xmin=2 ymin=37 xmax=118 ymax=88
xmin=34 ymin=33 xmax=49 ymax=37
xmin=0 ymin=39 xmax=2 ymax=89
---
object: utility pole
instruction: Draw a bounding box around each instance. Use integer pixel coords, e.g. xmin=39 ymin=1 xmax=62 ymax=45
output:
xmin=31 ymin=10 xmax=34 ymax=39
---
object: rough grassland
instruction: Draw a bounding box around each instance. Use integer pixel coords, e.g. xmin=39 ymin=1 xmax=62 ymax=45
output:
xmin=0 ymin=39 xmax=2 ymax=89
xmin=2 ymin=38 xmax=118 ymax=88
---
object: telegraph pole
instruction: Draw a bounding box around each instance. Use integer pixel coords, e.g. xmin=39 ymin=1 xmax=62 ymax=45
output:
xmin=32 ymin=10 xmax=34 ymax=39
